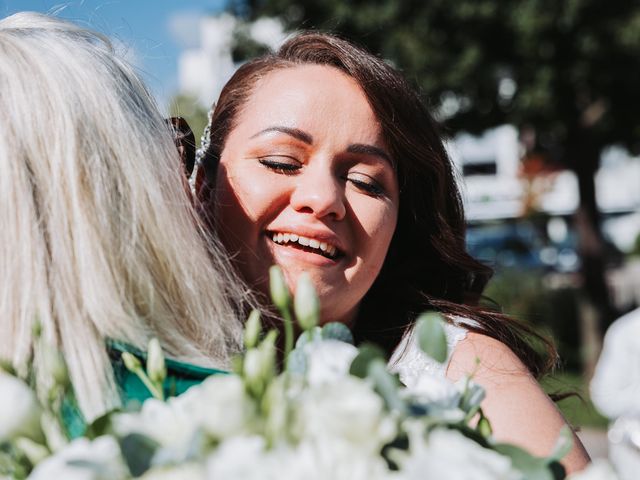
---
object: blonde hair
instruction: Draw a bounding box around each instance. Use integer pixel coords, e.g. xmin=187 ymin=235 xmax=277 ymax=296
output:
xmin=0 ymin=12 xmax=250 ymax=420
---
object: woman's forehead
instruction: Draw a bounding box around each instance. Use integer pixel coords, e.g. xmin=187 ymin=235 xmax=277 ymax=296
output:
xmin=233 ymin=64 xmax=383 ymax=142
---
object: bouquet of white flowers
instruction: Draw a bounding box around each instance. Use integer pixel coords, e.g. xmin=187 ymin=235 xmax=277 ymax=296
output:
xmin=1 ymin=267 xmax=583 ymax=479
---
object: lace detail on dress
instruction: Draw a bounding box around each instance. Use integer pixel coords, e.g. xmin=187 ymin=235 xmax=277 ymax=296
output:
xmin=388 ymin=317 xmax=475 ymax=389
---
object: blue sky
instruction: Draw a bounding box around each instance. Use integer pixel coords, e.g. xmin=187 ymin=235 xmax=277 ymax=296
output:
xmin=0 ymin=0 xmax=229 ymax=110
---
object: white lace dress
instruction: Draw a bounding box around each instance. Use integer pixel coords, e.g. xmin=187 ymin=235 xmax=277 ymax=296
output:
xmin=388 ymin=318 xmax=471 ymax=388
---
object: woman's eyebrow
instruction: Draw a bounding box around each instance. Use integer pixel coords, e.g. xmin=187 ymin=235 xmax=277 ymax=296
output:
xmin=250 ymin=126 xmax=313 ymax=144
xmin=347 ymin=143 xmax=392 ymax=165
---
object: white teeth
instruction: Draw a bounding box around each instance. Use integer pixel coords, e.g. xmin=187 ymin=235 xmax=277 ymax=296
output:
xmin=270 ymin=232 xmax=339 ymax=258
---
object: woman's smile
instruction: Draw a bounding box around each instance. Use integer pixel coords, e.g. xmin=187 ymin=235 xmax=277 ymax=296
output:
xmin=267 ymin=230 xmax=342 ymax=260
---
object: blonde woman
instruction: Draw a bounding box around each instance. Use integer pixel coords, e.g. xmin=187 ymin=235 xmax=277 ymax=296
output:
xmin=0 ymin=12 xmax=249 ymax=424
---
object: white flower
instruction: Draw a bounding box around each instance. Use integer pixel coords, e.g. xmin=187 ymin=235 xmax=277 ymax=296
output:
xmin=297 ymin=376 xmax=396 ymax=454
xmin=591 ymin=308 xmax=640 ymax=419
xmin=112 ymin=375 xmax=254 ymax=459
xmin=0 ymin=371 xmax=42 ymax=442
xmin=139 ymin=463 xmax=205 ymax=479
xmin=406 ymin=370 xmax=461 ymax=408
xmin=394 ymin=425 xmax=521 ymax=480
xmin=28 ymin=436 xmax=127 ymax=480
xmin=193 ymin=375 xmax=256 ymax=439
xmin=112 ymin=397 xmax=196 ymax=453
xmin=568 ymin=459 xmax=619 ymax=480
xmin=285 ymin=440 xmax=389 ymax=480
xmin=607 ymin=416 xmax=640 ymax=480
xmin=304 ymin=340 xmax=358 ymax=386
xmin=206 ymin=435 xmax=279 ymax=480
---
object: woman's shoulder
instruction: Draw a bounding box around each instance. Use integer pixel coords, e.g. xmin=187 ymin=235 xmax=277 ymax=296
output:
xmin=446 ymin=330 xmax=531 ymax=384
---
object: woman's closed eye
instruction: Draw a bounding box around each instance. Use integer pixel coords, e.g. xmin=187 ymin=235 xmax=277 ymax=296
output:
xmin=346 ymin=172 xmax=385 ymax=197
xmin=258 ymin=155 xmax=301 ymax=174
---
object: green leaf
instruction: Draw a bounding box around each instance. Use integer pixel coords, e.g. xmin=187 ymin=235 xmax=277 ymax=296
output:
xmin=415 ymin=312 xmax=448 ymax=363
xmin=349 ymin=343 xmax=386 ymax=378
xmin=285 ymin=347 xmax=307 ymax=375
xmin=84 ymin=409 xmax=120 ymax=439
xmin=493 ymin=443 xmax=556 ymax=480
xmin=118 ymin=433 xmax=160 ymax=477
xmin=368 ymin=359 xmax=405 ymax=413
xmin=321 ymin=322 xmax=354 ymax=344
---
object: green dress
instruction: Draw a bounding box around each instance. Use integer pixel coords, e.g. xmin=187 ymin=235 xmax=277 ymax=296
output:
xmin=64 ymin=340 xmax=229 ymax=438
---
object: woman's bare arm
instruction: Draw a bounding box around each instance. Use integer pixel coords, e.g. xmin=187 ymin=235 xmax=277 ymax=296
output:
xmin=446 ymin=332 xmax=590 ymax=475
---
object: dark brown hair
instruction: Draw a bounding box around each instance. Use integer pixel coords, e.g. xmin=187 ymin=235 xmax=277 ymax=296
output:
xmin=199 ymin=32 xmax=557 ymax=378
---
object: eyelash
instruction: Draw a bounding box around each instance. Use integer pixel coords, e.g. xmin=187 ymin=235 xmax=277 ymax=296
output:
xmin=258 ymin=157 xmax=386 ymax=197
xmin=258 ymin=157 xmax=300 ymax=174
xmin=346 ymin=176 xmax=385 ymax=197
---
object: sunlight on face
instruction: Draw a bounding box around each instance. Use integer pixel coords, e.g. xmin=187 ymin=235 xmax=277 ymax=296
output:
xmin=213 ymin=65 xmax=399 ymax=325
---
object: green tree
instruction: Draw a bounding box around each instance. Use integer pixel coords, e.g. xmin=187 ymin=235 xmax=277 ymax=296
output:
xmin=240 ymin=0 xmax=640 ymax=371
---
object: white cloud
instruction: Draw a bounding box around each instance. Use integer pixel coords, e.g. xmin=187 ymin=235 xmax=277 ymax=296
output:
xmin=167 ymin=10 xmax=201 ymax=48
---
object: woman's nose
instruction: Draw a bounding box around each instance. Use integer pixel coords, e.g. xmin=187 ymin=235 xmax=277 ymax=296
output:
xmin=290 ymin=167 xmax=346 ymax=221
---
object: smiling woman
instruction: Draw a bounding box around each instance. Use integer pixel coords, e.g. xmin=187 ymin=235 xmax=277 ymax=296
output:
xmin=195 ymin=32 xmax=590 ymax=473
xmin=205 ymin=64 xmax=399 ymax=326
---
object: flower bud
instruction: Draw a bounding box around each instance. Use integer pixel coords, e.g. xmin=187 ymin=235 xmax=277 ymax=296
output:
xmin=122 ymin=352 xmax=142 ymax=373
xmin=146 ymin=339 xmax=167 ymax=385
xmin=269 ymin=265 xmax=291 ymax=312
xmin=294 ymin=273 xmax=320 ymax=331
xmin=244 ymin=309 xmax=262 ymax=349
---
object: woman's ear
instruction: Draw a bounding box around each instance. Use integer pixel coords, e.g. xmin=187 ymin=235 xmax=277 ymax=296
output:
xmin=166 ymin=117 xmax=196 ymax=178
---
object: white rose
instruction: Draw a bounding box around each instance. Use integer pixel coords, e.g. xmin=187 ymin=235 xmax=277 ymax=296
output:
xmin=206 ymin=435 xmax=279 ymax=480
xmin=0 ymin=371 xmax=42 ymax=442
xmin=394 ymin=425 xmax=520 ymax=480
xmin=28 ymin=435 xmax=127 ymax=480
xmin=606 ymin=416 xmax=639 ymax=480
xmin=139 ymin=463 xmax=205 ymax=480
xmin=112 ymin=397 xmax=197 ymax=453
xmin=287 ymin=439 xmax=390 ymax=480
xmin=297 ymin=376 xmax=395 ymax=454
xmin=191 ymin=374 xmax=256 ymax=439
xmin=399 ymin=372 xmax=465 ymax=422
xmin=304 ymin=340 xmax=358 ymax=386
xmin=113 ymin=375 xmax=254 ymax=461
xmin=406 ymin=371 xmax=461 ymax=407
xmin=591 ymin=308 xmax=640 ymax=419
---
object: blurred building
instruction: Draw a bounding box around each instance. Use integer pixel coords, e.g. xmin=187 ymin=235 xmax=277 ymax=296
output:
xmin=177 ymin=13 xmax=285 ymax=108
xmin=450 ymin=127 xmax=640 ymax=252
